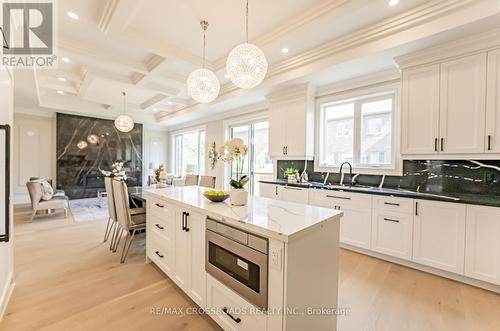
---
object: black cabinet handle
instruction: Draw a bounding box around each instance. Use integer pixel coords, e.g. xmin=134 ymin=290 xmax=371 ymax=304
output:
xmin=155 ymin=224 xmax=164 ymax=230
xmin=155 ymin=251 xmax=164 ymax=258
xmin=434 ymin=138 xmax=438 ymax=152
xmin=283 ymin=186 xmax=302 ymax=191
xmin=155 ymin=203 xmax=164 ymax=208
xmin=440 ymin=138 xmax=444 ymax=152
xmin=415 ymin=202 xmax=419 ymax=216
xmin=275 ymin=186 xmax=278 ymax=196
xmin=0 ymin=125 xmax=10 ymax=243
xmin=384 ymin=218 xmax=400 ymax=223
xmin=285 ymin=146 xmax=288 ymax=155
xmin=182 ymin=212 xmax=186 ymax=231
xmin=326 ymin=195 xmax=351 ymax=200
xmin=282 ymin=146 xmax=285 ymax=155
xmin=384 ymin=202 xmax=400 ymax=206
xmin=488 ymin=135 xmax=492 ymax=151
xmin=223 ymin=307 xmax=241 ymax=324
xmin=185 ymin=213 xmax=190 ymax=232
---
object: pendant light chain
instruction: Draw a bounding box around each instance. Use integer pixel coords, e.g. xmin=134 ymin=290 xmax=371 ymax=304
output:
xmin=203 ymin=25 xmax=206 ymax=68
xmin=122 ymin=91 xmax=126 ymax=114
xmin=246 ymin=0 xmax=249 ymax=43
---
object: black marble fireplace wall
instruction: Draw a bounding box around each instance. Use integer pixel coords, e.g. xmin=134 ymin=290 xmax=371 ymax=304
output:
xmin=276 ymin=159 xmax=500 ymax=196
xmin=56 ymin=113 xmax=143 ymax=199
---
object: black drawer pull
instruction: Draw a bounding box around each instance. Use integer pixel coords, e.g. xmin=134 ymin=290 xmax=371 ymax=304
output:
xmin=155 ymin=251 xmax=164 ymax=258
xmin=284 ymin=186 xmax=302 ymax=191
xmin=384 ymin=218 xmax=400 ymax=223
xmin=155 ymin=224 xmax=164 ymax=230
xmin=223 ymin=307 xmax=241 ymax=324
xmin=326 ymin=195 xmax=351 ymax=200
xmin=155 ymin=203 xmax=164 ymax=208
xmin=384 ymin=202 xmax=400 ymax=206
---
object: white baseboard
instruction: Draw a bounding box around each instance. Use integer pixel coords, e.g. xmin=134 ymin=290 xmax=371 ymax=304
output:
xmin=341 ymin=244 xmax=500 ymax=294
xmin=0 ymin=272 xmax=15 ymax=321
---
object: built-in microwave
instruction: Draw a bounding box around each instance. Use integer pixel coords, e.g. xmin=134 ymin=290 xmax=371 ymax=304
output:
xmin=205 ymin=218 xmax=268 ymax=309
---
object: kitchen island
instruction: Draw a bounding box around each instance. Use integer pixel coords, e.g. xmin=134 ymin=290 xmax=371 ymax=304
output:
xmin=145 ymin=185 xmax=343 ymax=331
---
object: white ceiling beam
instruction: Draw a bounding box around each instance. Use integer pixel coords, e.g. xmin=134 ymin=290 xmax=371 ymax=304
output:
xmin=58 ymin=38 xmax=149 ymax=74
xmin=123 ymin=28 xmax=213 ymax=70
xmin=140 ymin=94 xmax=168 ymax=110
xmin=78 ymin=67 xmax=94 ymax=98
xmin=99 ymin=0 xmax=145 ymax=35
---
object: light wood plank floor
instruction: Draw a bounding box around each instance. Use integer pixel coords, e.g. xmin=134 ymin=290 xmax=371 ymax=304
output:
xmin=2 ymin=205 xmax=500 ymax=331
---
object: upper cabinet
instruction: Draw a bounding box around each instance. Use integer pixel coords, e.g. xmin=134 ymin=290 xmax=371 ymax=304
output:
xmin=397 ymin=36 xmax=500 ymax=158
xmin=439 ymin=53 xmax=487 ymax=154
xmin=401 ymin=65 xmax=440 ymax=155
xmin=267 ymin=84 xmax=315 ymax=159
xmin=486 ymin=49 xmax=500 ymax=153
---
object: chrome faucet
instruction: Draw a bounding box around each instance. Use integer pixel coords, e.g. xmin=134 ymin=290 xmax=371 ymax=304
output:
xmin=339 ymin=162 xmax=353 ymax=186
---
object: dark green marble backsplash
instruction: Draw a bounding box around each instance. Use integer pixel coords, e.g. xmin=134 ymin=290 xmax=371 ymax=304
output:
xmin=276 ymin=160 xmax=500 ymax=196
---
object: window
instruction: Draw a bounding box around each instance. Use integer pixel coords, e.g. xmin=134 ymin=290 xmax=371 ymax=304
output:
xmin=173 ymin=129 xmax=205 ymax=176
xmin=229 ymin=121 xmax=274 ymax=196
xmin=318 ymin=90 xmax=396 ymax=170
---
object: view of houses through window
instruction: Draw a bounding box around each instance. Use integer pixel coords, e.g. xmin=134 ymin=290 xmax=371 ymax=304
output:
xmin=319 ymin=91 xmax=395 ymax=169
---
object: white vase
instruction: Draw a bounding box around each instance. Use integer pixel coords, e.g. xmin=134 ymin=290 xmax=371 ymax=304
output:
xmin=230 ymin=189 xmax=248 ymax=206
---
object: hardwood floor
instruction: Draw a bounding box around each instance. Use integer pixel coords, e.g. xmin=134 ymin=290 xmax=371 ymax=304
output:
xmin=2 ymin=205 xmax=500 ymax=331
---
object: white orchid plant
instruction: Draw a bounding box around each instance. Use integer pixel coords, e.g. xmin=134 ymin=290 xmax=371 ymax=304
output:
xmin=101 ymin=161 xmax=127 ymax=181
xmin=218 ymin=138 xmax=249 ymax=189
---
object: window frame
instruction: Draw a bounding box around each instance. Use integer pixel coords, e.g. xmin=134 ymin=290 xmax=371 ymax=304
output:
xmin=171 ymin=127 xmax=206 ymax=176
xmin=314 ymin=84 xmax=402 ymax=176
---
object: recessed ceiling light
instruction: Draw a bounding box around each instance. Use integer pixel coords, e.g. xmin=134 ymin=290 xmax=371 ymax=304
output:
xmin=57 ymin=90 xmax=64 ymax=95
xmin=153 ymin=108 xmax=157 ymax=111
xmin=167 ymin=101 xmax=172 ymax=105
xmin=224 ymin=74 xmax=229 ymax=79
xmin=58 ymin=77 xmax=66 ymax=82
xmin=281 ymin=48 xmax=289 ymax=54
xmin=388 ymin=0 xmax=399 ymax=6
xmin=67 ymin=11 xmax=79 ymax=20
xmin=61 ymin=57 xmax=70 ymax=63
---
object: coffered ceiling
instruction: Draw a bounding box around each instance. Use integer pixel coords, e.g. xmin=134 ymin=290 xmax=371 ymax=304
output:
xmin=13 ymin=0 xmax=500 ymax=129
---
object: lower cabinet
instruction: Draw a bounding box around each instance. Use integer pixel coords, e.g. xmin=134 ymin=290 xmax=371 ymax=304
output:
xmin=371 ymin=196 xmax=414 ymax=261
xmin=277 ymin=185 xmax=309 ymax=204
xmin=412 ymin=200 xmax=466 ymax=274
xmin=147 ymin=201 xmax=207 ymax=309
xmin=259 ymin=182 xmax=278 ymax=199
xmin=465 ymin=205 xmax=500 ymax=285
xmin=206 ymin=274 xmax=267 ymax=331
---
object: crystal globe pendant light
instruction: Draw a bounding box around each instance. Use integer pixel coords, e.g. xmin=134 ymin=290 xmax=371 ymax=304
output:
xmin=114 ymin=91 xmax=134 ymax=133
xmin=226 ymin=0 xmax=268 ymax=89
xmin=186 ymin=20 xmax=220 ymax=103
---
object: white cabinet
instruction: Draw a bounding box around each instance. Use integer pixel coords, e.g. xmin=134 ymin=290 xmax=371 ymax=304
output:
xmin=147 ymin=202 xmax=207 ymax=308
xmin=465 ymin=205 xmax=500 ymax=285
xmin=371 ymin=196 xmax=414 ymax=261
xmin=401 ymin=65 xmax=440 ymax=155
xmin=413 ymin=200 xmax=466 ymax=274
xmin=259 ymin=182 xmax=278 ymax=199
xmin=267 ymin=84 xmax=315 ymax=159
xmin=439 ymin=53 xmax=487 ymax=154
xmin=486 ymin=49 xmax=500 ymax=153
xmin=277 ymin=185 xmax=309 ymax=204
xmin=174 ymin=209 xmax=206 ymax=308
xmin=400 ymin=51 xmax=490 ymax=157
xmin=309 ymin=189 xmax=372 ymax=249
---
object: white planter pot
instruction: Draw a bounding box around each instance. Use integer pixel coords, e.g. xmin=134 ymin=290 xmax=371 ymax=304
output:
xmin=287 ymin=175 xmax=297 ymax=183
xmin=230 ymin=189 xmax=248 ymax=206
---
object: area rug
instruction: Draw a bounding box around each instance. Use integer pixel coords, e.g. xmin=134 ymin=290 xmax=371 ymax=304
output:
xmin=69 ymin=198 xmax=109 ymax=223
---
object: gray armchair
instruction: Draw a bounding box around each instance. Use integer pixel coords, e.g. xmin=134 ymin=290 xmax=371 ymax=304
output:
xmin=26 ymin=181 xmax=69 ymax=221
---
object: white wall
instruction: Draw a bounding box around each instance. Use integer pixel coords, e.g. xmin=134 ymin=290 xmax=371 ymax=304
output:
xmin=204 ymin=121 xmax=226 ymax=189
xmin=0 ymin=67 xmax=15 ymax=320
xmin=13 ymin=113 xmax=56 ymax=204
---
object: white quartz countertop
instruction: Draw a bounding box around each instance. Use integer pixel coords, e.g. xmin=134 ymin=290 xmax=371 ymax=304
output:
xmin=145 ymin=186 xmax=343 ymax=242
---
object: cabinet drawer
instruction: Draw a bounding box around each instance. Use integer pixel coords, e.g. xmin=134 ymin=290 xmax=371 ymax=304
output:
xmin=371 ymin=210 xmax=413 ymax=260
xmin=309 ymin=189 xmax=372 ymax=210
xmin=147 ymin=233 xmax=174 ymax=276
xmin=206 ymin=275 xmax=267 ymax=331
xmin=147 ymin=214 xmax=172 ymax=240
xmin=373 ymin=196 xmax=413 ymax=214
xmin=148 ymin=197 xmax=171 ymax=218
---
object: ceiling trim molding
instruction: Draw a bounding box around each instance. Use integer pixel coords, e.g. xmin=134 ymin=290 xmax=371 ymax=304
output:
xmin=395 ymin=27 xmax=500 ymax=69
xmin=160 ymin=0 xmax=493 ymax=122
xmin=212 ymin=0 xmax=351 ymax=69
xmin=98 ymin=0 xmax=119 ymax=34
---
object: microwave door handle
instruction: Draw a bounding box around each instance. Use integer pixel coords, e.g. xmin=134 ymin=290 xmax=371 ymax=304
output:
xmin=0 ymin=125 xmax=10 ymax=242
